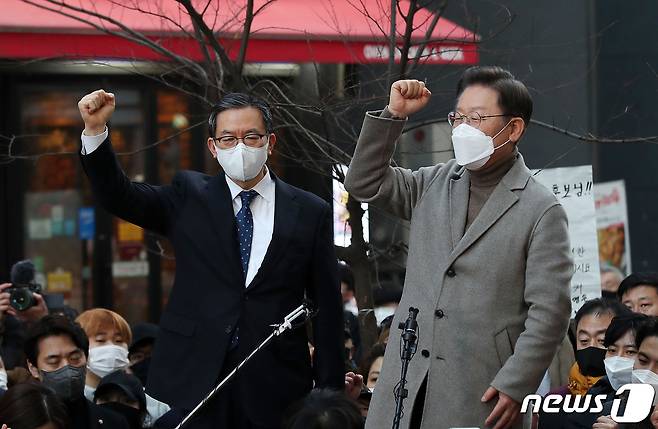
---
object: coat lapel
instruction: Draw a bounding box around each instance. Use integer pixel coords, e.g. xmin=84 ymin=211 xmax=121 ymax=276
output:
xmin=449 ymin=167 xmax=469 ymax=250
xmin=448 ymin=155 xmax=532 ymax=264
xmin=246 ymin=175 xmax=300 ymax=290
xmin=204 ymin=173 xmax=244 ymax=284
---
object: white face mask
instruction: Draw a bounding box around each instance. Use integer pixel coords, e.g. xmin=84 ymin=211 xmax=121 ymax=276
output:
xmin=451 ymin=121 xmax=512 ymax=170
xmin=0 ymin=370 xmax=7 ymax=390
xmin=216 ymin=141 xmax=269 ymax=182
xmin=605 ymin=356 xmax=635 ymax=390
xmin=87 ymin=344 xmax=129 ymax=378
xmin=632 ymin=369 xmax=658 ymax=404
xmin=374 ymin=306 xmax=396 ymax=325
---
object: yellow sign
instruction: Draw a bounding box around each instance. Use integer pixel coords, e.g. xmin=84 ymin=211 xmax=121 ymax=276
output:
xmin=118 ymin=220 xmax=144 ymax=243
xmin=47 ymin=270 xmax=73 ymax=293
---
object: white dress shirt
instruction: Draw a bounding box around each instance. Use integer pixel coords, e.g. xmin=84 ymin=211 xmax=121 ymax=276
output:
xmin=224 ymin=169 xmax=275 ymax=286
xmin=80 ymin=127 xmax=108 ymax=155
xmin=81 ymin=129 xmax=275 ymax=287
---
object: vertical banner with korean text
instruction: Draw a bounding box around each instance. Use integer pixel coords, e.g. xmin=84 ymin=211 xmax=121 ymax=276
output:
xmin=533 ymin=166 xmax=601 ymax=316
xmin=593 ymin=181 xmax=632 ymax=275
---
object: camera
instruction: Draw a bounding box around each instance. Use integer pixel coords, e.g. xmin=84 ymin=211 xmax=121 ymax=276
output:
xmin=6 ymin=283 xmax=42 ymax=311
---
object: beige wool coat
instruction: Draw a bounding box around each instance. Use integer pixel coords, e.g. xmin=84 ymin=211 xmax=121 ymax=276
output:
xmin=344 ymin=111 xmax=573 ymax=429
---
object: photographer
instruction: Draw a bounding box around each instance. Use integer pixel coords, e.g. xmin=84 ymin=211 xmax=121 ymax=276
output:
xmin=0 ymin=283 xmax=48 ymax=325
xmin=0 ymin=260 xmax=50 ymax=370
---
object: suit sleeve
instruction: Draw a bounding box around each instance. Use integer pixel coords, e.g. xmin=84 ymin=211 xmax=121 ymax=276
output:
xmin=344 ymin=110 xmax=444 ymax=221
xmin=79 ymin=136 xmax=185 ymax=236
xmin=307 ymin=203 xmax=344 ymax=390
xmin=491 ymin=203 xmax=573 ymax=402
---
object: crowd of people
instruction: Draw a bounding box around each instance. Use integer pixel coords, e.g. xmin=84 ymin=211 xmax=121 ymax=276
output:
xmin=1 ymin=65 xmax=655 ymax=429
xmin=2 ymin=262 xmax=658 ymax=429
xmin=0 ymin=258 xmax=397 ymax=429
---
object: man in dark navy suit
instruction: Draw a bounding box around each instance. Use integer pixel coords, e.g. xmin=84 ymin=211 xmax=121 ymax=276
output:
xmin=77 ymin=90 xmax=344 ymax=428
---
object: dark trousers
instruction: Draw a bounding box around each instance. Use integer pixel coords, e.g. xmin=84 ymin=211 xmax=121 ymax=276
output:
xmin=179 ymin=349 xmax=279 ymax=429
xmin=409 ymin=375 xmax=427 ymax=429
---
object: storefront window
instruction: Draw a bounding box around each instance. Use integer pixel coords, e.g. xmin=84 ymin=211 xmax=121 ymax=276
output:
xmin=156 ymin=90 xmax=193 ymax=310
xmin=21 ymin=89 xmax=89 ymax=311
xmin=19 ymin=83 xmax=204 ymax=322
xmin=21 ymin=87 xmax=148 ymax=321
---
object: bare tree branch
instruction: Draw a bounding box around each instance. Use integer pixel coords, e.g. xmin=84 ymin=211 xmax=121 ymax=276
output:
xmin=175 ymin=0 xmax=239 ymax=87
xmin=408 ymin=0 xmax=447 ymax=74
xmin=236 ymin=0 xmax=255 ymax=77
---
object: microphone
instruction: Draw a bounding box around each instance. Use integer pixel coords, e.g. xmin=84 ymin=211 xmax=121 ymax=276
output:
xmin=393 ymin=307 xmax=420 ymax=429
xmin=398 ymin=307 xmax=419 ymax=343
xmin=10 ymin=260 xmax=36 ymax=285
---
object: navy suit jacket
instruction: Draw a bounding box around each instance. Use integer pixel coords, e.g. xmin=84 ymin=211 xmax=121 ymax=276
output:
xmin=80 ymin=138 xmax=344 ymax=426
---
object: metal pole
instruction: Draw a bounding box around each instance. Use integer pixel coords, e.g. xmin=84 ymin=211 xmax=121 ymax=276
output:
xmin=174 ymin=303 xmax=309 ymax=429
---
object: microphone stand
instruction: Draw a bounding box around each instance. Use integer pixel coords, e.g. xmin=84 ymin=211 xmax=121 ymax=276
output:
xmin=392 ymin=307 xmax=419 ymax=429
xmin=174 ymin=303 xmax=311 ymax=429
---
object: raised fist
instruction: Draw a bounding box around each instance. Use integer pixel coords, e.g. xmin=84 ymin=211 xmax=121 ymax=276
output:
xmin=387 ymin=79 xmax=431 ymax=118
xmin=78 ymin=89 xmax=115 ymax=136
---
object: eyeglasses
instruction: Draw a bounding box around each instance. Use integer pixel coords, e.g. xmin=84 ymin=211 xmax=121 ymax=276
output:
xmin=447 ymin=111 xmax=510 ymax=129
xmin=212 ymin=133 xmax=267 ymax=148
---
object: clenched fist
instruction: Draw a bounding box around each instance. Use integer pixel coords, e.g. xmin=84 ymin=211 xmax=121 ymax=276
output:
xmin=78 ymin=89 xmax=115 ymax=136
xmin=387 ymin=79 xmax=431 ymax=118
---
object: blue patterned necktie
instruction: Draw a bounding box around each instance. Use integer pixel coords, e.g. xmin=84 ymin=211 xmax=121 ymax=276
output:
xmin=236 ymin=190 xmax=258 ymax=277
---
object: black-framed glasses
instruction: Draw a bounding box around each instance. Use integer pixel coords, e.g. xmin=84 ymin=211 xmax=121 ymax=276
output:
xmin=447 ymin=111 xmax=510 ymax=129
xmin=212 ymin=133 xmax=267 ymax=148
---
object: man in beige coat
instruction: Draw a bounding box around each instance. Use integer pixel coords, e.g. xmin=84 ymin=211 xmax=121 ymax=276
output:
xmin=345 ymin=66 xmax=573 ymax=429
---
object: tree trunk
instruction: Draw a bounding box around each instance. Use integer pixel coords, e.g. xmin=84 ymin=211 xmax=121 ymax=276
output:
xmin=336 ymin=195 xmax=379 ymax=354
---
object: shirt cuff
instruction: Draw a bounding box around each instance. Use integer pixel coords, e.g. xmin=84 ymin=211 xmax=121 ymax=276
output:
xmin=381 ymin=106 xmax=406 ymax=120
xmin=80 ymin=127 xmax=108 ymax=155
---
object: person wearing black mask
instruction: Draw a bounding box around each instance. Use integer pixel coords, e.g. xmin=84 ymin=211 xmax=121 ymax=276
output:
xmin=538 ymin=298 xmax=628 ymax=428
xmin=23 ymin=314 xmax=129 ymax=429
xmin=570 ymin=299 xmax=629 ymax=394
xmin=94 ymin=370 xmax=148 ymax=429
xmin=129 ymin=323 xmax=159 ymax=387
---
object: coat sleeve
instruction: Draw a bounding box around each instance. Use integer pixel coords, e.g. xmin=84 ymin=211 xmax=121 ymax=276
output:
xmin=79 ymin=136 xmax=185 ymax=236
xmin=344 ymin=111 xmax=444 ymax=221
xmin=490 ymin=203 xmax=573 ymax=403
xmin=306 ymin=203 xmax=344 ymax=390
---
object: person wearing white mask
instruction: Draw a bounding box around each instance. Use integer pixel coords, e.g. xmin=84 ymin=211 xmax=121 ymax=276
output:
xmin=76 ymin=308 xmax=170 ymax=427
xmin=345 ymin=66 xmax=572 ymax=429
xmin=594 ymin=316 xmax=658 ymax=428
xmin=77 ymin=90 xmax=344 ymax=428
xmin=76 ymin=308 xmax=133 ymax=399
xmin=545 ymin=312 xmax=646 ymax=429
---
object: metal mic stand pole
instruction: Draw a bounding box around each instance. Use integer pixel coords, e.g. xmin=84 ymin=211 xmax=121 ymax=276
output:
xmin=392 ymin=307 xmax=419 ymax=429
xmin=174 ymin=303 xmax=310 ymax=429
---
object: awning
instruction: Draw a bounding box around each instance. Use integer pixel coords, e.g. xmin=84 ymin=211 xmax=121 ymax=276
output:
xmin=2 ymin=0 xmax=478 ymax=64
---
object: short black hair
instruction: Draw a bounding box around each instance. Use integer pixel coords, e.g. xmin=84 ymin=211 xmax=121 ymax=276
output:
xmin=372 ymin=282 xmax=403 ymax=307
xmin=24 ymin=314 xmax=89 ymax=366
xmin=208 ymin=92 xmax=273 ymax=137
xmin=574 ymin=298 xmax=629 ymax=331
xmin=283 ymin=388 xmax=364 ymax=429
xmin=634 ymin=316 xmax=658 ymax=349
xmin=604 ymin=313 xmax=649 ymax=348
xmin=456 ymin=66 xmax=533 ymax=126
xmin=617 ymin=272 xmax=658 ymax=299
xmin=338 ymin=262 xmax=355 ymax=292
xmin=0 ymin=382 xmax=69 ymax=429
